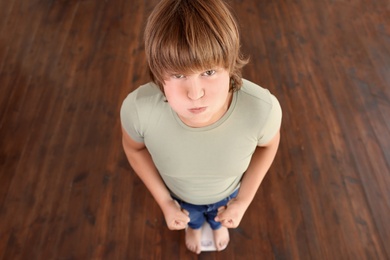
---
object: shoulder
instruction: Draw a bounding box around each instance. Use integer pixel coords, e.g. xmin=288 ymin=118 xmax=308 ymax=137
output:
xmin=124 ymin=82 xmax=164 ymax=104
xmin=237 ymin=79 xmax=279 ymax=116
xmin=235 ymin=79 xmax=282 ymax=145
xmin=239 ymin=79 xmax=273 ymax=104
xmin=120 ymin=82 xmax=165 ymax=122
xmin=235 ymin=78 xmax=281 ymax=120
xmin=122 ymin=82 xmax=165 ymax=113
xmin=120 ymin=82 xmax=166 ymax=141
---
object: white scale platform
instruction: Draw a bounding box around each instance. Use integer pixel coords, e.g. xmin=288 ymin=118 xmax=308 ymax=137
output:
xmin=199 ymin=222 xmax=218 ymax=252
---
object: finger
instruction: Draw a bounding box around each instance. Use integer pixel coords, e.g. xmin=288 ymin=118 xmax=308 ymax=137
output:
xmin=181 ymin=208 xmax=189 ymax=216
xmin=220 ymin=219 xmax=233 ymax=228
xmin=224 ymin=218 xmax=239 ymax=228
xmin=172 ymin=220 xmax=187 ymax=229
xmin=216 ymin=207 xmax=228 ymax=220
xmin=217 ymin=205 xmax=227 ymax=212
xmin=180 ymin=211 xmax=190 ymax=223
xmin=214 ymin=212 xmax=225 ymax=222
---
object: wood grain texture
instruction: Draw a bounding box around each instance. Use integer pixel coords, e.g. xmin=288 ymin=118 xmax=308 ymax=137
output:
xmin=0 ymin=0 xmax=389 ymax=259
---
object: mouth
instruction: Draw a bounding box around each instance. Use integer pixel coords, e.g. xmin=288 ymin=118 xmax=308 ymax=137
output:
xmin=188 ymin=107 xmax=207 ymax=114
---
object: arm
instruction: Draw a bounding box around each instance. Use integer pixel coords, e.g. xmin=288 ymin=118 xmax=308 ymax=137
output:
xmin=122 ymin=127 xmax=190 ymax=230
xmin=215 ymin=130 xmax=280 ymax=228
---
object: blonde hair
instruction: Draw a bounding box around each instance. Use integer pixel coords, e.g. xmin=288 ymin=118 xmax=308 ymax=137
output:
xmin=144 ymin=0 xmax=248 ymax=92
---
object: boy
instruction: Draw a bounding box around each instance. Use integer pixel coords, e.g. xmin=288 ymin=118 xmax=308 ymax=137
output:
xmin=121 ymin=0 xmax=282 ymax=254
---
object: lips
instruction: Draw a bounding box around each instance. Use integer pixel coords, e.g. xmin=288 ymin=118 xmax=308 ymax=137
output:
xmin=188 ymin=107 xmax=207 ymax=114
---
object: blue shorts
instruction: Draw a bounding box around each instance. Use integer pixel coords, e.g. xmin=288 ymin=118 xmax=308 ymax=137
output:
xmin=172 ymin=189 xmax=239 ymax=230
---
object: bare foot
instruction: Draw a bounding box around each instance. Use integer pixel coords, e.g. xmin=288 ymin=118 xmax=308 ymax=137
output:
xmin=213 ymin=226 xmax=230 ymax=251
xmin=185 ymin=227 xmax=202 ymax=254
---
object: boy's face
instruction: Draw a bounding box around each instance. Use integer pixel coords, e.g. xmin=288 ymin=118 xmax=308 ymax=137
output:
xmin=163 ymin=68 xmax=231 ymax=128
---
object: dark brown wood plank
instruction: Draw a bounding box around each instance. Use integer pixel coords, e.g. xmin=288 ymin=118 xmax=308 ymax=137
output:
xmin=0 ymin=0 xmax=389 ymax=259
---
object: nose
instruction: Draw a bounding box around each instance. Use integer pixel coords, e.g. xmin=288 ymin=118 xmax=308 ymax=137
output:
xmin=187 ymin=79 xmax=204 ymax=100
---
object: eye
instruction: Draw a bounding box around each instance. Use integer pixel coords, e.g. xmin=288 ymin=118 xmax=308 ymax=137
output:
xmin=172 ymin=74 xmax=185 ymax=79
xmin=202 ymin=70 xmax=216 ymax=76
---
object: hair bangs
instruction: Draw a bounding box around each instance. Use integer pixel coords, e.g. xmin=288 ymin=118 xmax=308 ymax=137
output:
xmin=145 ymin=0 xmax=248 ymax=91
xmin=163 ymin=25 xmax=227 ymax=76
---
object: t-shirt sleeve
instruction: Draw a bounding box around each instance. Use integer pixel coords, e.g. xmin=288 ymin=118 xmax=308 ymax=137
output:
xmin=257 ymin=94 xmax=282 ymax=146
xmin=120 ymin=92 xmax=145 ymax=143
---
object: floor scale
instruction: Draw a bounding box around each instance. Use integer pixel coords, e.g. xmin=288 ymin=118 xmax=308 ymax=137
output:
xmin=199 ymin=221 xmax=218 ymax=252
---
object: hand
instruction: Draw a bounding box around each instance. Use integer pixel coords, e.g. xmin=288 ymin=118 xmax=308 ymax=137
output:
xmin=214 ymin=198 xmax=247 ymax=228
xmin=162 ymin=199 xmax=190 ymax=230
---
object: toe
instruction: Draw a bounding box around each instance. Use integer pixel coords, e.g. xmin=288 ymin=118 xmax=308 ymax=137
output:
xmin=217 ymin=240 xmax=228 ymax=251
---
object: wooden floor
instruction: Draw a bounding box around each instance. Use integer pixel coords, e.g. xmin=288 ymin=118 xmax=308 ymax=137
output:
xmin=0 ymin=0 xmax=389 ymax=259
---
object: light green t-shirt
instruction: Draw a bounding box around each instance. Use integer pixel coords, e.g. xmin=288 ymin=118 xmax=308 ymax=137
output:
xmin=120 ymin=79 xmax=282 ymax=205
